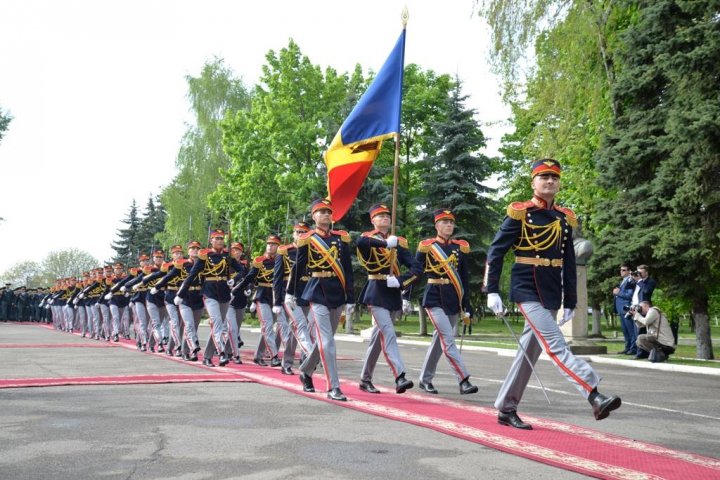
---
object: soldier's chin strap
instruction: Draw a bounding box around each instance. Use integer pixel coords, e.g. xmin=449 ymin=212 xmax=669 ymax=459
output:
xmin=497 ymin=310 xmax=551 ymax=405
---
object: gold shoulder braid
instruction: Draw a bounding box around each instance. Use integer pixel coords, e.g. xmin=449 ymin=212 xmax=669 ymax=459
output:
xmin=514 ymin=219 xmax=562 ymax=252
xmin=424 ymin=250 xmax=457 ymax=275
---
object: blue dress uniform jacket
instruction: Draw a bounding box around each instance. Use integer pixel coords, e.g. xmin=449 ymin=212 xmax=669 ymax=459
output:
xmin=484 ymin=196 xmax=577 ymax=311
xmin=141 ymin=265 xmax=168 ymax=307
xmin=181 ymin=248 xmax=244 ymax=303
xmin=415 ymin=237 xmax=472 ymax=315
xmin=273 ymin=244 xmax=310 ymax=307
xmin=162 ymin=259 xmax=204 ymax=310
xmin=287 ymin=228 xmax=354 ymax=309
xmin=235 ymin=255 xmax=276 ymax=305
xmin=357 ymin=230 xmax=421 ymax=311
xmin=229 ymin=257 xmax=249 ymax=309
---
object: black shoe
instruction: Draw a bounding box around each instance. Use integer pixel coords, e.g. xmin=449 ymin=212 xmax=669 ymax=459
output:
xmin=498 ymin=411 xmax=533 ymax=430
xmin=158 ymin=345 xmax=165 ymax=353
xmin=635 ymin=350 xmax=649 ymax=359
xmin=140 ymin=345 xmax=147 ymax=352
xmin=238 ymin=339 xmax=244 ymax=348
xmin=299 ymin=373 xmax=315 ymax=392
xmin=182 ymin=353 xmax=190 ymax=361
xmin=270 ymin=356 xmax=281 ymax=367
xmin=616 ymin=349 xmax=627 ymax=355
xmin=81 ymin=333 xmax=86 ymax=338
xmin=193 ymin=343 xmax=201 ymax=354
xmin=232 ymin=356 xmax=242 ymax=364
xmin=219 ymin=353 xmax=229 ymax=367
xmin=419 ymin=382 xmax=438 ymax=394
xmin=359 ymin=380 xmax=380 ymax=394
xmin=166 ymin=348 xmax=174 ymax=356
xmin=189 ymin=353 xmax=198 ymax=362
xmin=590 ymin=392 xmax=622 ymax=420
xmin=203 ymin=358 xmax=215 ymax=367
xmin=253 ymin=357 xmax=267 ymax=366
xmin=395 ymin=374 xmax=414 ymax=394
xmin=281 ymin=366 xmax=294 ymax=375
xmin=327 ymin=388 xmax=347 ymax=401
xmin=459 ymin=377 xmax=478 ymax=395
xmin=113 ymin=334 xmax=119 ymax=342
xmin=149 ymin=346 xmax=155 ymax=353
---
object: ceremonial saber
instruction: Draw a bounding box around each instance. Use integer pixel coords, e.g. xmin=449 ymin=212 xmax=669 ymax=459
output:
xmin=498 ymin=312 xmax=551 ymax=405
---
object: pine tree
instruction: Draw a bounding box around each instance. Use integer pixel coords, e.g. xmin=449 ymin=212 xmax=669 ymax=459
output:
xmin=137 ymin=195 xmax=167 ymax=254
xmin=112 ymin=200 xmax=142 ymax=266
xmin=417 ymin=78 xmax=500 ymax=307
xmin=594 ymin=0 xmax=718 ymax=358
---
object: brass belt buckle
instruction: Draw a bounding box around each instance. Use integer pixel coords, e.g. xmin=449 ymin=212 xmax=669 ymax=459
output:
xmin=542 ymin=258 xmax=551 ymax=267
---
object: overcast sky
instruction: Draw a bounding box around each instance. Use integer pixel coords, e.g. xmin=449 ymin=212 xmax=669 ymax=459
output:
xmin=0 ymin=0 xmax=511 ymax=278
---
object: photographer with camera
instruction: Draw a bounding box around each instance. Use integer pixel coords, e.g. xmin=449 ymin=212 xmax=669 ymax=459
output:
xmin=631 ymin=301 xmax=675 ymax=363
xmin=630 ymin=265 xmax=657 ymax=358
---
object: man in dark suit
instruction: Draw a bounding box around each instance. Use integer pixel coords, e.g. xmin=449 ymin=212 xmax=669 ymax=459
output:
xmin=613 ymin=264 xmax=636 ymax=354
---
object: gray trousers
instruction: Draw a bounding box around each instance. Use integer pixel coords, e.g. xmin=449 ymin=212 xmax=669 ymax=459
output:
xmin=146 ymin=302 xmax=167 ymax=348
xmin=203 ymin=298 xmax=228 ymax=360
xmin=74 ymin=306 xmax=85 ymax=333
xmin=361 ymin=306 xmax=404 ymax=382
xmin=165 ymin=302 xmax=183 ymax=353
xmin=254 ymin=301 xmax=278 ymax=360
xmin=63 ymin=305 xmax=74 ymax=331
xmin=300 ymin=304 xmax=342 ymax=391
xmin=274 ymin=308 xmax=297 ymax=368
xmin=178 ymin=304 xmax=202 ymax=355
xmin=420 ymin=307 xmax=471 ymax=384
xmin=110 ymin=304 xmax=125 ymax=337
xmin=284 ymin=303 xmax=313 ymax=357
xmin=495 ymin=302 xmax=600 ymax=413
xmin=98 ymin=304 xmax=110 ymax=338
xmin=133 ymin=302 xmax=149 ymax=345
xmin=225 ymin=307 xmax=244 ymax=357
xmin=83 ymin=306 xmax=93 ymax=335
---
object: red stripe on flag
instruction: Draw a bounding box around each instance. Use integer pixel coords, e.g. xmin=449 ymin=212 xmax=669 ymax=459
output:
xmin=327 ymin=161 xmax=373 ymax=221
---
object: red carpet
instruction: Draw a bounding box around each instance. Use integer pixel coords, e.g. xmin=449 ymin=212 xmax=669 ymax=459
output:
xmin=19 ymin=324 xmax=720 ymax=479
xmin=0 ymin=343 xmax=115 ymax=348
xmin=0 ymin=373 xmax=250 ymax=389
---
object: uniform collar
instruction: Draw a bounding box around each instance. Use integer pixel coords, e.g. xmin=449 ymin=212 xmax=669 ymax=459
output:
xmin=531 ymin=195 xmax=555 ymax=209
xmin=435 ymin=235 xmax=451 ymax=244
xmin=370 ymin=229 xmax=388 ymax=238
xmin=314 ymin=226 xmax=331 ymax=237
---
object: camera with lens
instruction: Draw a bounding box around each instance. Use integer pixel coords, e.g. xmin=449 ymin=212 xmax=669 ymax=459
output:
xmin=623 ymin=304 xmax=641 ymax=314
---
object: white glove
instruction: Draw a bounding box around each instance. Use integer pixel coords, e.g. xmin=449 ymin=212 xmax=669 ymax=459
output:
xmin=120 ymin=286 xmax=127 ymax=293
xmin=173 ymin=296 xmax=183 ymax=306
xmin=150 ymin=287 xmax=158 ymax=295
xmin=72 ymin=297 xmax=79 ymax=305
xmin=487 ymin=293 xmax=504 ymax=315
xmin=48 ymin=299 xmax=54 ymax=305
xmin=385 ymin=235 xmax=398 ymax=249
xmin=104 ymin=293 xmax=112 ymax=301
xmin=78 ymin=293 xmax=85 ymax=299
xmin=402 ymin=299 xmax=412 ymax=315
xmin=558 ymin=308 xmax=575 ymax=327
xmin=345 ymin=303 xmax=355 ymax=318
xmin=132 ymin=284 xmax=140 ymax=291
xmin=272 ymin=305 xmax=282 ymax=315
xmin=249 ymin=302 xmax=256 ymax=313
xmin=244 ymin=288 xmax=252 ymax=297
xmin=227 ymin=278 xmax=235 ymax=287
xmin=284 ymin=294 xmax=297 ymax=309
xmin=386 ymin=276 xmax=400 ymax=288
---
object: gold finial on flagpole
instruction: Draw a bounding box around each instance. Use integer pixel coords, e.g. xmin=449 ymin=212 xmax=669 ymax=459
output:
xmin=401 ymin=6 xmax=409 ymax=27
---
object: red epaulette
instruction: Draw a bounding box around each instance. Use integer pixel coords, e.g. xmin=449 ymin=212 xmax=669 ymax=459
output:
xmin=451 ymin=239 xmax=470 ymax=254
xmin=296 ymin=230 xmax=314 ymax=247
xmin=418 ymin=238 xmax=436 ymax=253
xmin=161 ymin=261 xmax=173 ymax=273
xmin=332 ymin=229 xmax=351 ymax=243
xmin=507 ymin=200 xmax=535 ymax=221
xmin=198 ymin=248 xmax=211 ymax=261
xmin=252 ymin=255 xmax=266 ymax=269
xmin=554 ymin=205 xmax=578 ymax=228
xmin=173 ymin=259 xmax=188 ymax=269
xmin=142 ymin=265 xmax=155 ymax=275
xmin=278 ymin=244 xmax=292 ymax=255
xmin=361 ymin=229 xmax=380 ymax=238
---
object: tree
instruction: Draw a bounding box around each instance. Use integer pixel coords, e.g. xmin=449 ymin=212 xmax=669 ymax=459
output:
xmin=0 ymin=106 xmax=12 ymax=143
xmin=137 ymin=195 xmax=167 ymax=253
xmin=112 ymin=200 xmax=142 ymax=265
xmin=0 ymin=261 xmax=46 ymax=288
xmin=160 ymin=58 xmax=251 ymax=247
xmin=416 ymin=78 xmax=500 ymax=308
xmin=41 ymin=249 xmax=99 ymax=280
xmin=594 ymin=0 xmax=719 ymax=359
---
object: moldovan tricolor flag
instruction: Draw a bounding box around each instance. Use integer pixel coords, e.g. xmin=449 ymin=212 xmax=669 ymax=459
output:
xmin=324 ymin=29 xmax=406 ymax=221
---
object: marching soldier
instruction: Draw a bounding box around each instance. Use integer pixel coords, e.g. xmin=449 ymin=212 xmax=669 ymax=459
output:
xmin=414 ymin=208 xmax=479 ymax=396
xmin=357 ymin=203 xmax=421 ymax=394
xmin=286 ymin=199 xmax=354 ymax=402
xmin=234 ymin=234 xmax=285 ymax=368
xmin=149 ymin=245 xmax=185 ymax=357
xmin=485 ymin=158 xmax=621 ymax=430
xmin=226 ymin=242 xmax=249 ymax=363
xmin=177 ymin=229 xmax=245 ymax=367
xmin=274 ymin=222 xmax=314 ymax=363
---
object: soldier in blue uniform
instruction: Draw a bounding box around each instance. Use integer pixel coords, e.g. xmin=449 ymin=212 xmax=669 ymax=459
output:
xmin=226 ymin=242 xmax=249 ymax=363
xmin=274 ymin=222 xmax=314 ymax=363
xmin=234 ymin=234 xmax=285 ymax=368
xmin=286 ymin=199 xmax=354 ymax=401
xmin=357 ymin=203 xmax=421 ymax=394
xmin=414 ymin=209 xmax=479 ymax=396
xmin=178 ymin=229 xmax=245 ymax=367
xmin=485 ymin=158 xmax=621 ymax=430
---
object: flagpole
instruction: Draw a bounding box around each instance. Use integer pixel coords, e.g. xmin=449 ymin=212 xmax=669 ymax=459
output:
xmin=391 ymin=6 xmax=408 ymax=236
